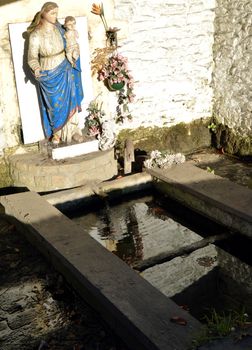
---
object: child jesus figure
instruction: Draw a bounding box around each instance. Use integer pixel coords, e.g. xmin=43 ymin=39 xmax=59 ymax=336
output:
xmin=64 ymin=16 xmax=80 ymax=68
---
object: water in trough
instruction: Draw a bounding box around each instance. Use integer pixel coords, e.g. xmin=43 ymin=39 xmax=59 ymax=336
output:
xmin=68 ymin=189 xmax=252 ymax=323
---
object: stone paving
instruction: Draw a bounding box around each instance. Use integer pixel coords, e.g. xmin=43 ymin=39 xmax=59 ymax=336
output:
xmin=187 ymin=149 xmax=252 ymax=189
xmin=0 ymin=214 xmax=129 ymax=350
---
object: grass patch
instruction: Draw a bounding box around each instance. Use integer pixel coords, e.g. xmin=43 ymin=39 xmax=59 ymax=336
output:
xmin=192 ymin=307 xmax=252 ymax=348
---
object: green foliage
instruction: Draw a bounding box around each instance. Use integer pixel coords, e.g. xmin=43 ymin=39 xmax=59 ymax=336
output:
xmin=203 ymin=309 xmax=233 ymax=337
xmin=0 ymin=157 xmax=13 ymax=188
xmin=192 ymin=308 xmax=251 ymax=349
xmin=208 ymin=122 xmax=217 ymax=133
xmin=206 ymin=166 xmax=215 ymax=174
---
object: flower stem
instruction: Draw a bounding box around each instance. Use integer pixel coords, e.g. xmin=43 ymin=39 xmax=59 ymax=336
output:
xmin=100 ymin=3 xmax=109 ymax=31
xmin=100 ymin=14 xmax=108 ymax=31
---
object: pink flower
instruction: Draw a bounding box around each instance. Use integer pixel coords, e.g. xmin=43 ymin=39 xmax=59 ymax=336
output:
xmin=128 ymin=94 xmax=135 ymax=103
xmin=97 ymin=52 xmax=135 ymax=124
xmin=89 ymin=126 xmax=100 ymax=136
xmin=98 ymin=73 xmax=105 ymax=81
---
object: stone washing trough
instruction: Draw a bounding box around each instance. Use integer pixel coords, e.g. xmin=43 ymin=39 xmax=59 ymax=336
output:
xmin=1 ymin=164 xmax=252 ymax=350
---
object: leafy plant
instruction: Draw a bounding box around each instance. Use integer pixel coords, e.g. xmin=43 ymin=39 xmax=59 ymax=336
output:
xmin=203 ymin=309 xmax=233 ymax=337
xmin=208 ymin=122 xmax=217 ymax=133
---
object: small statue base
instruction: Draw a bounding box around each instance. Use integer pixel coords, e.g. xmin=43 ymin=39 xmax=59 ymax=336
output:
xmin=9 ymin=147 xmax=117 ymax=192
xmin=51 ymin=139 xmax=99 ymax=160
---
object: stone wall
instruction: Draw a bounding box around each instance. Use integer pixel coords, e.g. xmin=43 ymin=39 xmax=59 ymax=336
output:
xmin=0 ymin=0 xmax=216 ymax=155
xmin=114 ymin=0 xmax=216 ymax=129
xmin=213 ymin=0 xmax=252 ymax=136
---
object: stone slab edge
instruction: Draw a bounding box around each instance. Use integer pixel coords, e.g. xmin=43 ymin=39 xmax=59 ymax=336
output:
xmin=44 ymin=172 xmax=153 ymax=210
xmin=147 ymin=163 xmax=252 ymax=237
xmin=0 ymin=191 xmax=202 ymax=350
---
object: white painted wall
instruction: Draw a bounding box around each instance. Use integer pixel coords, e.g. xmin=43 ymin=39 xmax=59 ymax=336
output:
xmin=113 ymin=0 xmax=216 ymax=129
xmin=0 ymin=0 xmax=217 ymax=154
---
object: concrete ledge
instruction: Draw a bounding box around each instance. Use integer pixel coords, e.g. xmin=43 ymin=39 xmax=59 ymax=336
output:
xmin=0 ymin=191 xmax=201 ymax=350
xmin=147 ymin=163 xmax=252 ymax=237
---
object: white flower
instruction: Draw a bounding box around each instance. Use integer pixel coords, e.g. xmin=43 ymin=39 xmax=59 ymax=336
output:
xmin=98 ymin=120 xmax=117 ymax=151
xmin=144 ymin=159 xmax=154 ymax=169
xmin=174 ymin=153 xmax=186 ymax=164
xmin=150 ymin=150 xmax=161 ymax=159
xmin=144 ymin=150 xmax=186 ymax=169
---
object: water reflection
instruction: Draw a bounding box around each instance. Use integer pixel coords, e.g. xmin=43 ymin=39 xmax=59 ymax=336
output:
xmin=71 ymin=194 xmax=252 ymax=320
xmin=99 ymin=204 xmax=143 ymax=265
xmin=72 ymin=196 xmax=203 ymax=266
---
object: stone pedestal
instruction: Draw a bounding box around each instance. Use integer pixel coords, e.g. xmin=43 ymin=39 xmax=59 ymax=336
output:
xmin=9 ymin=148 xmax=118 ymax=192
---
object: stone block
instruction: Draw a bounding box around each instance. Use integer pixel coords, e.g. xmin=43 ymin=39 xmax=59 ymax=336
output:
xmin=73 ymin=172 xmax=89 ymax=186
xmin=0 ymin=320 xmax=12 ymax=340
xmin=7 ymin=309 xmax=37 ymax=330
xmin=16 ymin=173 xmax=33 ymax=188
xmin=34 ymin=176 xmax=51 ymax=191
xmin=148 ymin=163 xmax=252 ymax=238
xmin=10 ymin=156 xmax=29 ymax=172
xmin=9 ymin=148 xmax=118 ymax=191
xmin=142 ymin=245 xmax=218 ymax=298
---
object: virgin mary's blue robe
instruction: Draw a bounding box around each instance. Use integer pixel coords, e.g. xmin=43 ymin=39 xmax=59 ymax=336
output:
xmin=37 ymin=24 xmax=84 ymax=138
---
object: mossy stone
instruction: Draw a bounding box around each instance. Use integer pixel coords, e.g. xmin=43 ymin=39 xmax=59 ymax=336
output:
xmin=212 ymin=123 xmax=252 ymax=156
xmin=0 ymin=144 xmax=38 ymax=189
xmin=0 ymin=158 xmax=12 ymax=188
xmin=117 ymin=118 xmax=212 ymax=155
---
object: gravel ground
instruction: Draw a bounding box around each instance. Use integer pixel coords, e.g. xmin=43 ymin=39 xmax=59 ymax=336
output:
xmin=0 ymin=214 xmax=129 ymax=350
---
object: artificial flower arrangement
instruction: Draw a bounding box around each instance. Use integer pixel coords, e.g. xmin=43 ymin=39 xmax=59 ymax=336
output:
xmin=91 ymin=3 xmax=120 ymax=47
xmin=90 ymin=3 xmax=135 ymax=126
xmin=85 ymin=97 xmax=117 ymax=151
xmin=86 ymin=99 xmax=104 ymax=137
xmin=98 ymin=53 xmax=135 ymax=123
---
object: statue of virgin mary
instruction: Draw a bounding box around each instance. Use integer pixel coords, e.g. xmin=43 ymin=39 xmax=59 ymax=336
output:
xmin=27 ymin=2 xmax=84 ymax=144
